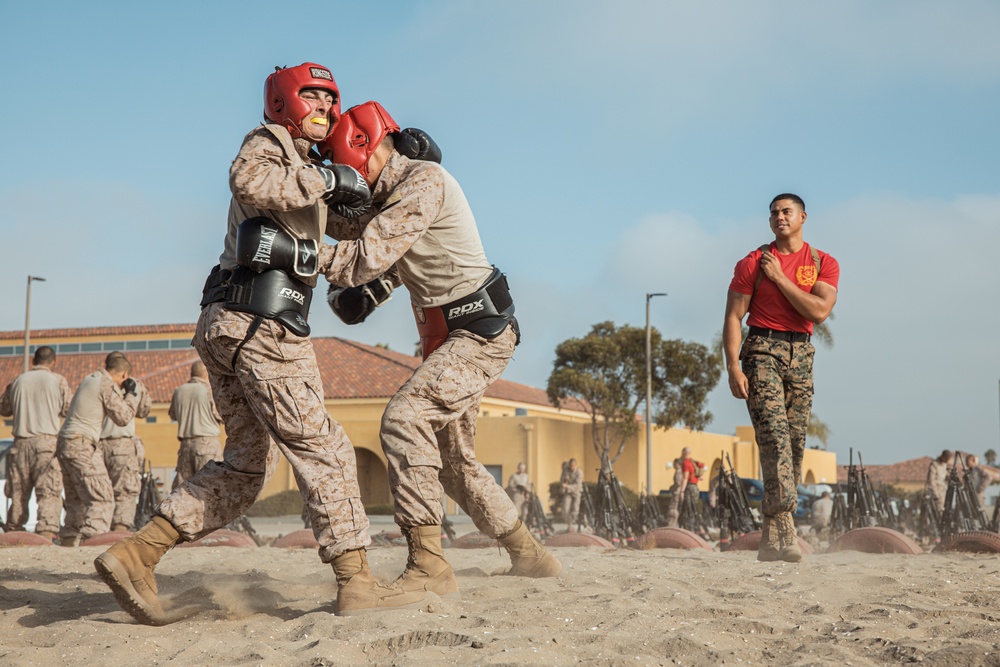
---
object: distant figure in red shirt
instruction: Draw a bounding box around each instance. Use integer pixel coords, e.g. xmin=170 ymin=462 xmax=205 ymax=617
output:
xmin=722 ymin=193 xmax=839 ymax=563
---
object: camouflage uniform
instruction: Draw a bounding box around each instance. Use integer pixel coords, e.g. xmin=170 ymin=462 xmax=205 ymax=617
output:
xmin=99 ymin=380 xmax=151 ymax=529
xmin=0 ymin=366 xmax=71 ymax=533
xmin=926 ymin=460 xmax=950 ymax=513
xmin=741 ymin=335 xmax=814 ymax=516
xmin=168 ymin=377 xmax=223 ymax=490
xmin=559 ymin=467 xmax=584 ymax=531
xmin=57 ymin=369 xmax=139 ymax=541
xmin=157 ymin=125 xmax=371 ymax=562
xmin=665 ymin=458 xmax=686 ymax=527
xmin=325 ymin=151 xmax=520 ymax=538
xmin=505 ymin=471 xmax=530 ymax=519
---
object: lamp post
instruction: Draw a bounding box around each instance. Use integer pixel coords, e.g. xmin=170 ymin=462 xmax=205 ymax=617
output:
xmin=24 ymin=275 xmax=46 ymax=373
xmin=645 ymin=292 xmax=667 ymax=494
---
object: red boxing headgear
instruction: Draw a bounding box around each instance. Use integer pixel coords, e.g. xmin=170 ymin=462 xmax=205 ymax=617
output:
xmin=318 ymin=101 xmax=399 ymax=178
xmin=263 ymin=63 xmax=341 ymax=140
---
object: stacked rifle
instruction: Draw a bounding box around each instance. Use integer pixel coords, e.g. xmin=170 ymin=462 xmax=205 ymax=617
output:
xmin=939 ymin=455 xmax=991 ymax=539
xmin=576 ymin=483 xmax=596 ymax=533
xmin=524 ymin=484 xmax=554 ymax=540
xmin=133 ymin=459 xmax=160 ymax=530
xmin=593 ymin=452 xmax=637 ymax=547
xmin=715 ymin=452 xmax=760 ymax=538
xmin=842 ymin=448 xmax=886 ymax=530
xmin=635 ymin=489 xmax=665 ymax=535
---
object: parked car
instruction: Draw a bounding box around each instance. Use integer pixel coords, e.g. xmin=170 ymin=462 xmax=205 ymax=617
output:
xmin=0 ymin=438 xmax=41 ymax=530
xmin=738 ymin=478 xmax=815 ymax=523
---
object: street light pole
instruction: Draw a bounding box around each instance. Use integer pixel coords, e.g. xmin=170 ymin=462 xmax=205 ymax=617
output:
xmin=23 ymin=275 xmax=46 ymax=374
xmin=645 ymin=292 xmax=667 ymax=494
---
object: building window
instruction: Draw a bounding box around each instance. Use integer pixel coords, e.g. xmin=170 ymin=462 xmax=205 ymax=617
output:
xmin=515 ymin=408 xmax=528 ymax=416
xmin=145 ymin=416 xmax=157 ymax=424
xmin=483 ymin=465 xmax=503 ymax=487
xmin=0 ymin=337 xmax=194 ymax=357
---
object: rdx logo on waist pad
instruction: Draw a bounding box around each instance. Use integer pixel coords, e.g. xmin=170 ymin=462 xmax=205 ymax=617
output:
xmin=279 ymin=287 xmax=306 ymax=305
xmin=448 ymin=300 xmax=484 ymax=319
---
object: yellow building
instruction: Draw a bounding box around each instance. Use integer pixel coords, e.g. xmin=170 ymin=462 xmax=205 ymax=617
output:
xmin=0 ymin=324 xmax=836 ymax=506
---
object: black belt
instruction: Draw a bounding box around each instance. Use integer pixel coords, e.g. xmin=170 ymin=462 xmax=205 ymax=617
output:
xmin=748 ymin=326 xmax=810 ymax=343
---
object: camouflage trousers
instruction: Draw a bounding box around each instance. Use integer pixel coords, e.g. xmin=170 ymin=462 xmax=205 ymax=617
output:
xmin=741 ymin=335 xmax=814 ymax=516
xmin=381 ymin=325 xmax=519 ymax=537
xmin=57 ymin=434 xmax=114 ymax=540
xmin=171 ymin=436 xmax=223 ymax=491
xmin=158 ymin=304 xmax=369 ymax=562
xmin=99 ymin=436 xmax=142 ymax=529
xmin=3 ymin=435 xmax=62 ymax=534
xmin=561 ymin=491 xmax=581 ymax=531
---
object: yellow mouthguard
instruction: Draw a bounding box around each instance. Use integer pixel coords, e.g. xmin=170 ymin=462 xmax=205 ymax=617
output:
xmin=310 ymin=117 xmax=329 ymax=126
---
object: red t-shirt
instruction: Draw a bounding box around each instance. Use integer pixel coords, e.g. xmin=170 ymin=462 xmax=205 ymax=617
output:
xmin=729 ymin=242 xmax=839 ymax=334
xmin=682 ymin=458 xmax=700 ymax=484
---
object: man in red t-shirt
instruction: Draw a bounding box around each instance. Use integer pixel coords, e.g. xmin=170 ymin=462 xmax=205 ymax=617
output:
xmin=722 ymin=193 xmax=839 ymax=563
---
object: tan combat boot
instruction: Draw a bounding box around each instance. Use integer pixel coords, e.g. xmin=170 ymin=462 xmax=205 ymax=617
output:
xmin=332 ymin=548 xmax=426 ymax=616
xmin=775 ymin=512 xmax=802 ymax=563
xmin=498 ymin=520 xmax=562 ymax=578
xmin=93 ymin=515 xmax=180 ymax=625
xmin=36 ymin=530 xmax=57 ymax=542
xmin=395 ymin=525 xmax=460 ymax=599
xmin=756 ymin=516 xmax=781 ymax=562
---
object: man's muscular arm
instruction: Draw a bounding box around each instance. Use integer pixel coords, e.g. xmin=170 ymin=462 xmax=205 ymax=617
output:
xmin=723 ymin=290 xmax=750 ymax=400
xmin=322 ymin=163 xmax=445 ymax=287
xmin=230 ymin=129 xmax=328 ymax=212
xmin=759 ymin=251 xmax=837 ymax=323
xmin=101 ymin=377 xmax=139 ymax=428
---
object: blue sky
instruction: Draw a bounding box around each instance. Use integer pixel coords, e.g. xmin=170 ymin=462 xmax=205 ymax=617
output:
xmin=2 ymin=1 xmax=999 ymax=464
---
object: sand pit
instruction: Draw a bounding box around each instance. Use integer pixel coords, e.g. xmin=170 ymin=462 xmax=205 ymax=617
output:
xmin=1 ymin=538 xmax=999 ymax=666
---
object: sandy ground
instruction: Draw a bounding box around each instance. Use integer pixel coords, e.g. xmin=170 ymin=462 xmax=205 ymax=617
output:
xmin=2 ymin=517 xmax=999 ymax=667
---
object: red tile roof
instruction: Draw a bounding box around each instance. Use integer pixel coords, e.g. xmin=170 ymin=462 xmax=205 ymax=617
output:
xmin=0 ymin=324 xmax=196 ymax=341
xmin=0 ymin=334 xmax=568 ymax=410
xmin=836 ymin=455 xmax=999 ymax=485
xmin=837 ymin=457 xmax=934 ymax=484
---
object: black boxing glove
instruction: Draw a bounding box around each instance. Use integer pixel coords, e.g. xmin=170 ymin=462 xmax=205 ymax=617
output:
xmin=395 ymin=128 xmax=442 ymax=164
xmin=235 ymin=217 xmax=319 ymax=277
xmin=327 ymin=285 xmax=375 ymax=325
xmin=326 ymin=274 xmax=395 ymax=325
xmin=304 ymin=163 xmax=372 ymax=218
xmin=122 ymin=378 xmax=137 ymax=396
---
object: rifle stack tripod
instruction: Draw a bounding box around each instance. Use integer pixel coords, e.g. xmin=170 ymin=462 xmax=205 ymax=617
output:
xmin=830 ymin=448 xmax=898 ymax=534
xmin=715 ymin=452 xmax=759 ymax=544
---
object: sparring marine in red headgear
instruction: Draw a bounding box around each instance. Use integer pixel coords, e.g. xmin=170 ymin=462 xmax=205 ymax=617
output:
xmin=318 ymin=101 xmax=399 ymax=179
xmin=263 ymin=63 xmax=341 ymax=140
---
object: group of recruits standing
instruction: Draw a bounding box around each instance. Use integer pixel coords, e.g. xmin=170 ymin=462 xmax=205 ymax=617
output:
xmin=16 ymin=58 xmax=838 ymax=624
xmin=1 ymin=349 xmax=224 ymax=546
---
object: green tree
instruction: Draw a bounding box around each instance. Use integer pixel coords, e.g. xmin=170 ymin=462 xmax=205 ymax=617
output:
xmin=547 ymin=321 xmax=721 ymax=462
xmin=985 ymin=449 xmax=997 ymax=466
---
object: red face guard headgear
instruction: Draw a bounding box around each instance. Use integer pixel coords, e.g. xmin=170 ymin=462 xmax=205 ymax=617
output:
xmin=263 ymin=63 xmax=341 ymax=140
xmin=318 ymin=101 xmax=399 ymax=178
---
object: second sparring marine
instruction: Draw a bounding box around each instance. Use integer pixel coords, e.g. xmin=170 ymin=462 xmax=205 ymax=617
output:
xmin=320 ymin=101 xmax=561 ymax=600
